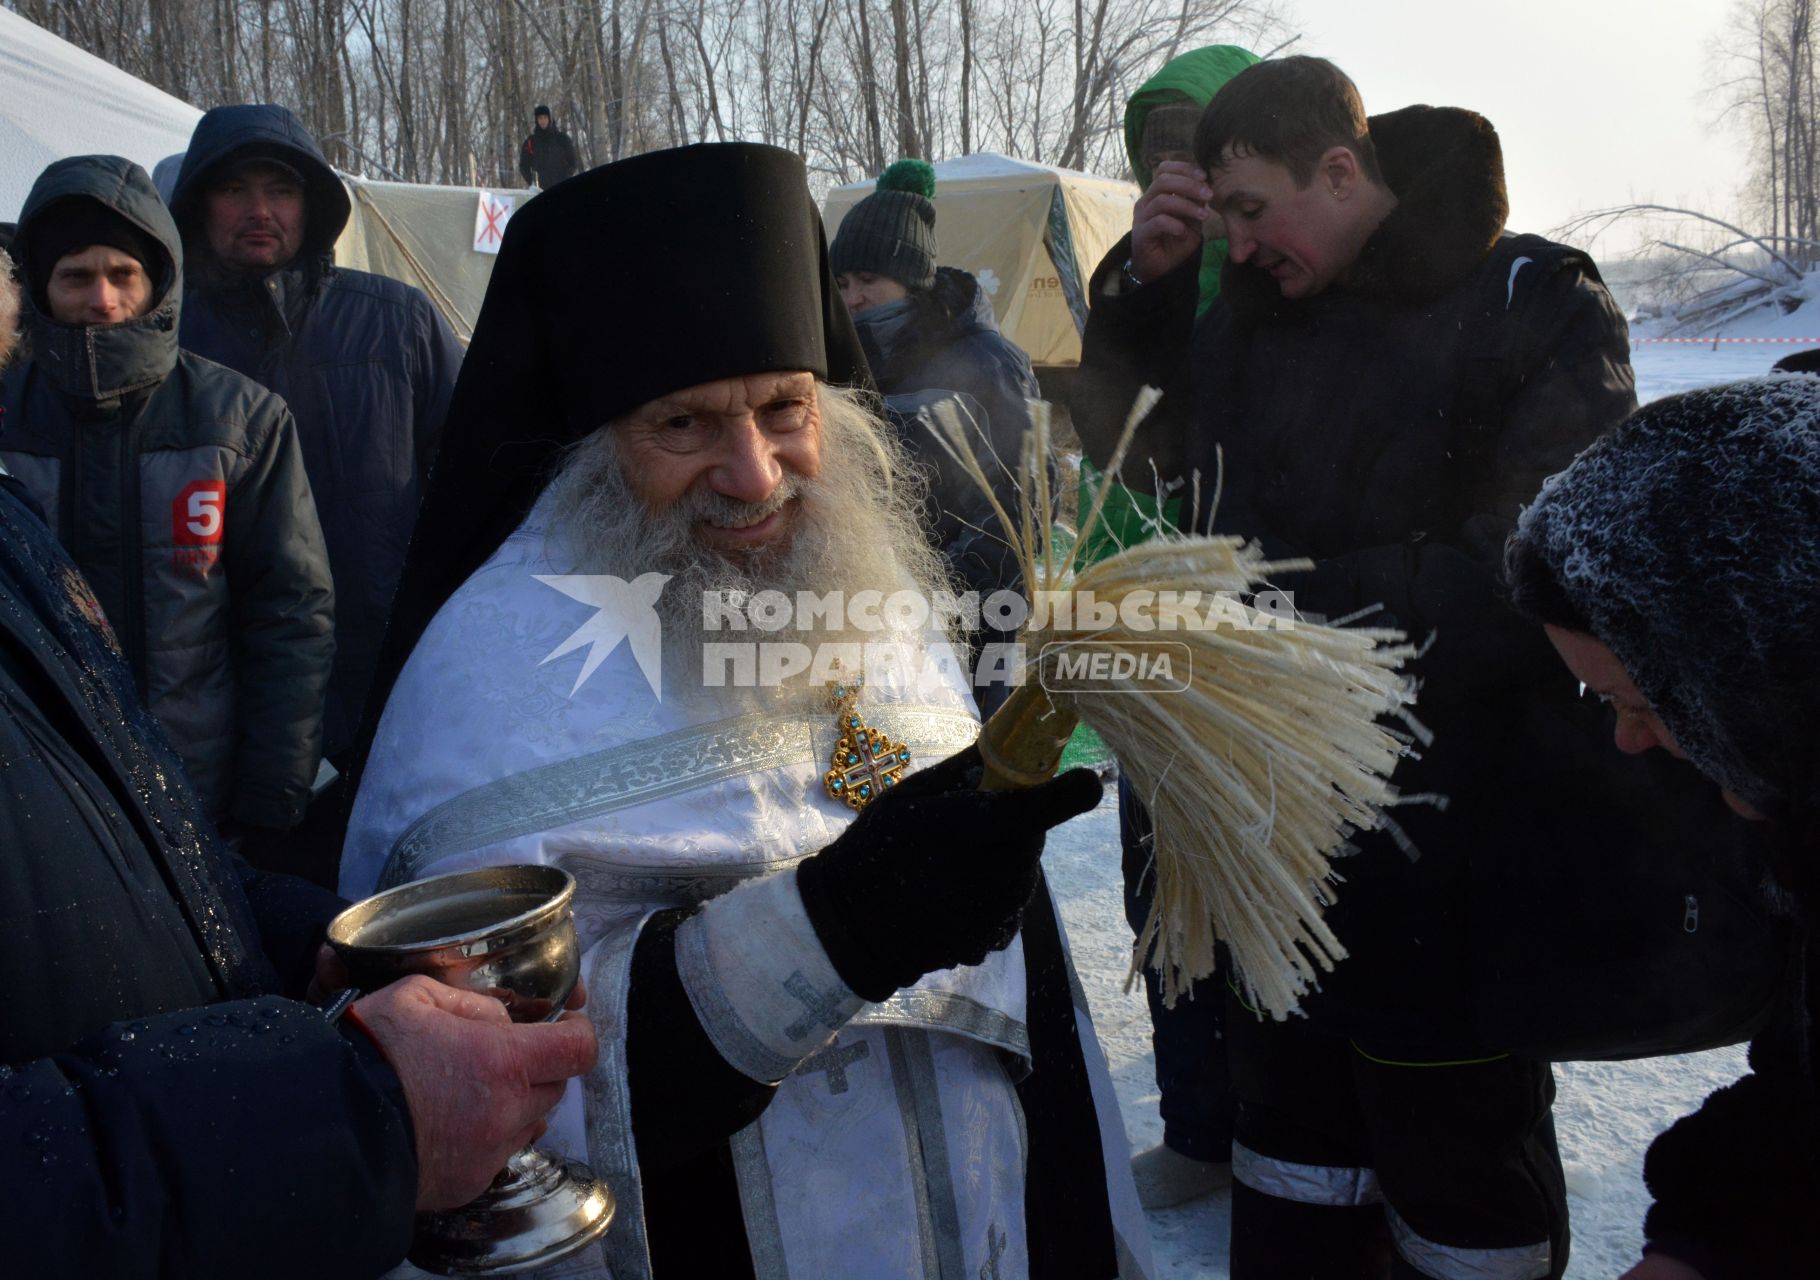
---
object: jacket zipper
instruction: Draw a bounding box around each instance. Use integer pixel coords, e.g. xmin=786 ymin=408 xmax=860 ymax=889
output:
xmin=65 ymin=387 xmax=82 ymax=554
xmin=120 ymin=415 xmax=148 ymax=695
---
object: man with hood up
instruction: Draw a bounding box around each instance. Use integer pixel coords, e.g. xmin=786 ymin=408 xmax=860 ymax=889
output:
xmin=1069 ymin=42 xmax=1260 ymax=1213
xmin=1073 ymin=43 xmax=1259 ymax=489
xmin=0 ymin=155 xmax=334 ymax=844
xmin=519 ymin=104 xmax=581 ymax=189
xmin=168 ymin=104 xmax=463 ymax=880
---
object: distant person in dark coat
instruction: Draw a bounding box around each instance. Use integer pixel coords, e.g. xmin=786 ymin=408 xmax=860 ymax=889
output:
xmin=168 ymin=104 xmax=463 ymax=884
xmin=1507 ymin=375 xmax=1820 ymax=1280
xmin=0 ymin=259 xmax=596 ymax=1280
xmin=519 ymin=105 xmax=580 ymax=190
xmin=2 ymin=155 xmax=334 ymax=845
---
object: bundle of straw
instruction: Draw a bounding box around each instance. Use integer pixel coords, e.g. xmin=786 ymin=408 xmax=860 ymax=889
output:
xmin=929 ymin=391 xmax=1419 ymax=1018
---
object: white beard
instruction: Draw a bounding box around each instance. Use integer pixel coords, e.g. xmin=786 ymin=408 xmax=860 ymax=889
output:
xmin=543 ymin=384 xmax=964 ymax=706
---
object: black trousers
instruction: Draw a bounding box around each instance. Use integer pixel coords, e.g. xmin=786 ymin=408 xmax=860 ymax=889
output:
xmin=1224 ymin=987 xmax=1567 ymax=1280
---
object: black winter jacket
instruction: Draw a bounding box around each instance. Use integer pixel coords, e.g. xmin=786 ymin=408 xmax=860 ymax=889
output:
xmin=1642 ymin=909 xmax=1820 ymax=1275
xmin=1073 ymin=229 xmax=1200 ymax=493
xmin=1184 ymin=107 xmax=1779 ymax=1059
xmin=856 ymin=266 xmax=1038 ymax=454
xmin=856 ymin=267 xmax=1038 ymax=595
xmin=1 ymin=155 xmax=334 ymax=832
xmin=170 ymin=105 xmax=463 ymax=759
xmin=0 ymin=475 xmax=415 ymax=1278
xmin=518 ymin=122 xmax=580 ymax=189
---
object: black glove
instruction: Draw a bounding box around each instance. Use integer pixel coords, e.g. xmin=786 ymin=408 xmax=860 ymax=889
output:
xmin=795 ymin=745 xmax=1103 ymax=1001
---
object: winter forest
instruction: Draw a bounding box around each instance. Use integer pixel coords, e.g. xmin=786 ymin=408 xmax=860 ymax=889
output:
xmin=8 ymin=0 xmax=1292 ymax=193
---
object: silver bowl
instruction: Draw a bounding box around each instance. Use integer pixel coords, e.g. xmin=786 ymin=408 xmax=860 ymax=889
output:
xmin=329 ymin=866 xmax=614 ymax=1275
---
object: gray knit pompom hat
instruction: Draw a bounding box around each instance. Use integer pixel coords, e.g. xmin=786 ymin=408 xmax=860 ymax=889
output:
xmin=830 ymin=159 xmax=938 ymax=291
xmin=1507 ymin=374 xmax=1820 ymax=818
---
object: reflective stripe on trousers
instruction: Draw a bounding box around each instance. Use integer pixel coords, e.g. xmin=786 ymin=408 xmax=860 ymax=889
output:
xmin=1231 ymin=1141 xmax=1552 ymax=1280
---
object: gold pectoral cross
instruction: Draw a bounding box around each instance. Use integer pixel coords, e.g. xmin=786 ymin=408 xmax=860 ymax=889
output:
xmin=822 ymin=679 xmax=911 ymax=811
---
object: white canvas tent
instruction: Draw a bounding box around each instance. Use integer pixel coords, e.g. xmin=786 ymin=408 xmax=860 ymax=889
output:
xmin=335 ymin=178 xmax=524 ymax=342
xmin=824 ymin=154 xmax=1138 ymax=367
xmin=0 ymin=8 xmax=202 ymax=222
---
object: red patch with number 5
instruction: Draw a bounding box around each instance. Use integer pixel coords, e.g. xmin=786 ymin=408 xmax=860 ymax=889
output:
xmin=173 ymin=480 xmax=225 ymax=544
xmin=172 ymin=479 xmax=225 ymax=573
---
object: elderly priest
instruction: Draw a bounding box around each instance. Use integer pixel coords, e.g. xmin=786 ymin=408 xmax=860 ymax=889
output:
xmin=340 ymin=143 xmax=1153 ymax=1280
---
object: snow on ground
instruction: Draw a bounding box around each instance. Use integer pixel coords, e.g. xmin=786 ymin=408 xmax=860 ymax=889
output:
xmin=1041 ymin=337 xmax=1782 ymax=1277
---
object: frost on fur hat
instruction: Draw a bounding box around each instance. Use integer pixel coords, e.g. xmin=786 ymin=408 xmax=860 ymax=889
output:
xmin=830 ymin=159 xmax=938 ymax=291
xmin=1506 ymin=375 xmax=1820 ymax=817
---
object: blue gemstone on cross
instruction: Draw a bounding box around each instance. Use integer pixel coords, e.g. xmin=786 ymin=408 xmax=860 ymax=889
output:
xmin=835 ymin=720 xmax=906 ymax=804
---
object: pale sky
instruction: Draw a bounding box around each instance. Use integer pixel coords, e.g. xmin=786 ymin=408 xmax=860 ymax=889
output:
xmin=1298 ymin=0 xmax=1747 ymax=258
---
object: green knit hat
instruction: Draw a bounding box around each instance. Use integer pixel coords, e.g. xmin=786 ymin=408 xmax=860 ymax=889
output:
xmin=830 ymin=159 xmax=938 ymax=291
xmin=1122 ymin=45 xmax=1260 ymax=316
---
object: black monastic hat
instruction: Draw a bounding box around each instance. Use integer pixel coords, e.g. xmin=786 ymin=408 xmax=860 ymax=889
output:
xmin=361 ymin=142 xmax=869 ymax=752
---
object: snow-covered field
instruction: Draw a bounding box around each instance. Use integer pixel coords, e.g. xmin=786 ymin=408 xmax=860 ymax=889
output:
xmin=1042 ymin=335 xmax=1796 ymax=1278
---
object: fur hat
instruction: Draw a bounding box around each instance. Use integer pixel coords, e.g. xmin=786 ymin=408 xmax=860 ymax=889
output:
xmin=830 ymin=159 xmax=937 ymax=291
xmin=1506 ymin=375 xmax=1820 ymax=818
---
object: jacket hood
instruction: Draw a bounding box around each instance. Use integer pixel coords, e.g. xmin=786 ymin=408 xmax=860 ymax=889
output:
xmin=169 ymin=104 xmax=351 ymax=267
xmin=1124 ymin=45 xmax=1260 ymax=188
xmin=15 ymin=155 xmax=181 ymax=401
xmin=1123 ymin=45 xmax=1259 ymax=317
xmin=1509 ymin=374 xmax=1820 ymax=823
xmin=1223 ymin=105 xmax=1509 ymax=316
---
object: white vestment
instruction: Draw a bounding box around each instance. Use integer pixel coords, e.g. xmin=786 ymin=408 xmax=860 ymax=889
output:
xmin=343 ymin=500 xmax=1153 ymax=1279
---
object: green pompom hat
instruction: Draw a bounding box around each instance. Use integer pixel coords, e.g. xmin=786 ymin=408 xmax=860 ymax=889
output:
xmin=831 ymin=157 xmax=938 ymax=291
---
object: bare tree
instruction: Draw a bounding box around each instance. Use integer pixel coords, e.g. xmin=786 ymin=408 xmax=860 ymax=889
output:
xmin=7 ymin=0 xmax=1291 ymax=192
xmin=1713 ymin=0 xmax=1820 ymax=270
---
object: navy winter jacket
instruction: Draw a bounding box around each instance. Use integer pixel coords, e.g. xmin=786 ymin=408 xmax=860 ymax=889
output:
xmin=169 ymin=105 xmax=463 ymax=757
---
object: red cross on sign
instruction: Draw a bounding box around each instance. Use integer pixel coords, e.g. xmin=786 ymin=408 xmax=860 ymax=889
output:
xmin=473 ymin=192 xmax=514 ymax=255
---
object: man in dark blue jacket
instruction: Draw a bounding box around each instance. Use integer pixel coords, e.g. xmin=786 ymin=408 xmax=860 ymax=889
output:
xmin=168 ymin=105 xmax=463 ymax=881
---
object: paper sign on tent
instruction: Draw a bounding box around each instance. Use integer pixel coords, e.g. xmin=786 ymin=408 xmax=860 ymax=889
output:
xmin=473 ymin=192 xmax=516 ymax=254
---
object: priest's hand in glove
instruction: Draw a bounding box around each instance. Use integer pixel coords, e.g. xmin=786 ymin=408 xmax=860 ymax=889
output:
xmin=795 ymin=745 xmax=1104 ymax=1001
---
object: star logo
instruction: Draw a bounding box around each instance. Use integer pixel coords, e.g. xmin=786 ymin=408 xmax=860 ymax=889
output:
xmin=534 ymin=573 xmax=671 ymax=697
